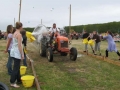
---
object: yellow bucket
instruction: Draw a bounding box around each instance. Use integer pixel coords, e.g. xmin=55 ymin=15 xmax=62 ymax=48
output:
xmin=83 ymin=39 xmax=88 ymax=44
xmin=29 ymin=36 xmax=36 ymax=42
xmin=20 ymin=66 xmax=27 ymax=75
xmin=26 ymin=31 xmax=32 ymax=38
xmin=88 ymin=40 xmax=94 ymax=46
xmin=21 ymin=75 xmax=35 ymax=88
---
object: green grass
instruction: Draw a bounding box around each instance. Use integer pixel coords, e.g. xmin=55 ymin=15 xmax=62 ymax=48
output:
xmin=1 ymin=39 xmax=120 ymax=90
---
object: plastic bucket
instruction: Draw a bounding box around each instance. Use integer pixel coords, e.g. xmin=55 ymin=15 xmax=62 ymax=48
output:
xmin=21 ymin=75 xmax=35 ymax=88
xmin=20 ymin=66 xmax=27 ymax=75
xmin=29 ymin=36 xmax=36 ymax=42
xmin=88 ymin=40 xmax=94 ymax=46
xmin=83 ymin=39 xmax=88 ymax=44
xmin=26 ymin=31 xmax=32 ymax=38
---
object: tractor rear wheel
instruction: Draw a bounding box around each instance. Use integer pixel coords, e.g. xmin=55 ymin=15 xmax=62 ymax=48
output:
xmin=61 ymin=52 xmax=68 ymax=56
xmin=0 ymin=82 xmax=9 ymax=90
xmin=70 ymin=47 xmax=77 ymax=61
xmin=39 ymin=37 xmax=47 ymax=57
xmin=47 ymin=48 xmax=53 ymax=62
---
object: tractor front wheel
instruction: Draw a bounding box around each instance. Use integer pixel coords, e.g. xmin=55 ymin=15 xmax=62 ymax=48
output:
xmin=70 ymin=47 xmax=77 ymax=61
xmin=47 ymin=48 xmax=53 ymax=62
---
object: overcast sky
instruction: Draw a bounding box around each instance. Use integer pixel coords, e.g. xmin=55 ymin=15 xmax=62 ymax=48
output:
xmin=0 ymin=0 xmax=120 ymax=31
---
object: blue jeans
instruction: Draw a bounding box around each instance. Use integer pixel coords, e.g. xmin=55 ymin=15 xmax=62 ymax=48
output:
xmin=7 ymin=50 xmax=13 ymax=75
xmin=23 ymin=53 xmax=27 ymax=66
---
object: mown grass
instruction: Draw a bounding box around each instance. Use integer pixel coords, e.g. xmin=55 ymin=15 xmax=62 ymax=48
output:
xmin=27 ymin=39 xmax=120 ymax=90
xmin=1 ymin=39 xmax=120 ymax=90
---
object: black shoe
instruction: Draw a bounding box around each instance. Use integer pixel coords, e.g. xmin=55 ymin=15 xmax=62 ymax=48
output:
xmin=92 ymin=50 xmax=95 ymax=54
xmin=94 ymin=54 xmax=97 ymax=55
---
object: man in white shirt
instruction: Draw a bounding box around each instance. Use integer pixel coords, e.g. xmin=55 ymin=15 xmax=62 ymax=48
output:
xmin=49 ymin=23 xmax=60 ymax=34
xmin=49 ymin=23 xmax=59 ymax=45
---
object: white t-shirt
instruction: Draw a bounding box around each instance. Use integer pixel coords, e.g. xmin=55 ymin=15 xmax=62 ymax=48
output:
xmin=49 ymin=28 xmax=60 ymax=33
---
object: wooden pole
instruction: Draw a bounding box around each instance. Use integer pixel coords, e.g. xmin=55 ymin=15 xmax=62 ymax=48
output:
xmin=18 ymin=0 xmax=22 ymax=22
xmin=69 ymin=4 xmax=71 ymax=33
xmin=41 ymin=19 xmax=42 ymax=24
xmin=14 ymin=18 xmax=15 ymax=27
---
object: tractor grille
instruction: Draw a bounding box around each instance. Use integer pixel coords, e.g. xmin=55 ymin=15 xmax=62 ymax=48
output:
xmin=61 ymin=41 xmax=68 ymax=48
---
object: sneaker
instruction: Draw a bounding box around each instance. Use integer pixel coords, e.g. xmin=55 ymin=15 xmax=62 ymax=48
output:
xmin=10 ymin=83 xmax=20 ymax=88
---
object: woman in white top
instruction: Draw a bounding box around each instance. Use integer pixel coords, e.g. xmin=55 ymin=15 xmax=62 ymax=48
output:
xmin=10 ymin=22 xmax=24 ymax=88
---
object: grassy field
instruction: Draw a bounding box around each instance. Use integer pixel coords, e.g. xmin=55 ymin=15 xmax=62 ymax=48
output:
xmin=0 ymin=39 xmax=120 ymax=90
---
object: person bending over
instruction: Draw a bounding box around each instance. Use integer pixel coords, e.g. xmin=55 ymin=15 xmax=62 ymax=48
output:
xmin=82 ymin=30 xmax=94 ymax=53
xmin=103 ymin=31 xmax=120 ymax=60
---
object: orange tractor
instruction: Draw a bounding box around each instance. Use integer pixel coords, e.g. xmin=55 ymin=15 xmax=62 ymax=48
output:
xmin=39 ymin=30 xmax=77 ymax=62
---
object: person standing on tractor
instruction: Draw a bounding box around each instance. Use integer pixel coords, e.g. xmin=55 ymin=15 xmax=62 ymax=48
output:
xmin=49 ymin=23 xmax=60 ymax=35
xmin=49 ymin=23 xmax=60 ymax=44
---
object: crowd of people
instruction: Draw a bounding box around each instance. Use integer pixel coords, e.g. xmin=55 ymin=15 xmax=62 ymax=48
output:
xmin=0 ymin=30 xmax=7 ymax=40
xmin=4 ymin=22 xmax=27 ymax=88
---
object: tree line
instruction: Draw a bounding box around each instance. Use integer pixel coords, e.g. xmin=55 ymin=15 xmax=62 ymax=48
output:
xmin=64 ymin=21 xmax=120 ymax=33
xmin=24 ymin=21 xmax=120 ymax=34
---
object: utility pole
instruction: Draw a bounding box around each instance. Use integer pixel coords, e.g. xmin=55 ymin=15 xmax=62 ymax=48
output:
xmin=18 ymin=0 xmax=22 ymax=22
xmin=41 ymin=19 xmax=42 ymax=24
xmin=14 ymin=18 xmax=15 ymax=27
xmin=69 ymin=4 xmax=71 ymax=33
